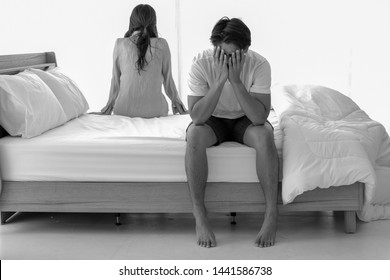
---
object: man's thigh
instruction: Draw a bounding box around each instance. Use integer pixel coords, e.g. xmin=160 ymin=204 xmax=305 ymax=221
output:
xmin=231 ymin=116 xmax=253 ymax=144
xmin=186 ymin=116 xmax=230 ymax=146
xmin=231 ymin=116 xmax=274 ymax=144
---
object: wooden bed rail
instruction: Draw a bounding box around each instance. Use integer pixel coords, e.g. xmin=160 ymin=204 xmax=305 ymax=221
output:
xmin=0 ymin=181 xmax=364 ymax=232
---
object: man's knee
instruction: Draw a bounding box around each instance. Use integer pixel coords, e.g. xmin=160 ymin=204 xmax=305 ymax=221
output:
xmin=186 ymin=124 xmax=205 ymax=142
xmin=244 ymin=124 xmax=274 ymax=149
xmin=186 ymin=124 xmax=215 ymax=148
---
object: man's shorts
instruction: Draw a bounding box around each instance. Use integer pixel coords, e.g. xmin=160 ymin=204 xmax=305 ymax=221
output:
xmin=187 ymin=115 xmax=273 ymax=145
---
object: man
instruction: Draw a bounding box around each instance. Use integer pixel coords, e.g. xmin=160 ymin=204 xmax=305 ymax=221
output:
xmin=185 ymin=17 xmax=279 ymax=248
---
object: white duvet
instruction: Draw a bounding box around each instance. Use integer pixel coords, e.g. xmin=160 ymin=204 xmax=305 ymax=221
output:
xmin=272 ymin=84 xmax=390 ymax=221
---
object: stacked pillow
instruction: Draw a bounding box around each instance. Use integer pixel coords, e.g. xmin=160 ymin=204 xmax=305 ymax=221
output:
xmin=0 ymin=68 xmax=89 ymax=138
xmin=29 ymin=68 xmax=89 ymax=121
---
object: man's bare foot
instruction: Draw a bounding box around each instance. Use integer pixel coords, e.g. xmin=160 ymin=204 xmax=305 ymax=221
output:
xmin=254 ymin=211 xmax=277 ymax=248
xmin=194 ymin=212 xmax=216 ymax=248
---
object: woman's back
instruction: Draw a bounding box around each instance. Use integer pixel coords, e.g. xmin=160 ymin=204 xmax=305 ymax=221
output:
xmin=112 ymin=37 xmax=172 ymax=118
xmin=101 ymin=3 xmax=186 ymax=117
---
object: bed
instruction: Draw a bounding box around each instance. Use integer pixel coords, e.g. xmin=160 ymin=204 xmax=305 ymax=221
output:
xmin=0 ymin=52 xmax=366 ymax=233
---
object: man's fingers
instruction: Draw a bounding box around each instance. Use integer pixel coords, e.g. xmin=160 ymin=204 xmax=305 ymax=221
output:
xmin=219 ymin=48 xmax=225 ymax=63
xmin=236 ymin=50 xmax=241 ymax=64
xmin=241 ymin=49 xmax=246 ymax=66
xmin=232 ymin=51 xmax=237 ymax=67
xmin=214 ymin=46 xmax=220 ymax=60
xmin=215 ymin=46 xmax=221 ymax=59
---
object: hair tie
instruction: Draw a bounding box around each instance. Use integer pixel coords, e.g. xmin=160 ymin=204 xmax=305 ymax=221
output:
xmin=142 ymin=25 xmax=149 ymax=36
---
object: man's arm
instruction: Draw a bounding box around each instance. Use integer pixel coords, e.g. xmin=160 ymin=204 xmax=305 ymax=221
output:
xmin=228 ymin=50 xmax=271 ymax=125
xmin=188 ymin=81 xmax=224 ymax=125
xmin=231 ymin=82 xmax=270 ymax=125
xmin=188 ymin=47 xmax=229 ymax=125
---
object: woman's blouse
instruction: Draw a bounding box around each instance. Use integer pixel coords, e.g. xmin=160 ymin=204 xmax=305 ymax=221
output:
xmin=109 ymin=37 xmax=178 ymax=118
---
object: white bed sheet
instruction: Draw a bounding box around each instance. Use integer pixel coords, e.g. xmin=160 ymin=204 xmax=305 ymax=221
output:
xmin=0 ymin=112 xmax=282 ymax=182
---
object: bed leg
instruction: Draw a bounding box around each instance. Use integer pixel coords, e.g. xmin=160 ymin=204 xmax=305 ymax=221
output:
xmin=344 ymin=211 xmax=356 ymax=233
xmin=1 ymin=212 xmax=16 ymax=225
xmin=230 ymin=212 xmax=237 ymax=225
xmin=115 ymin=213 xmax=122 ymax=226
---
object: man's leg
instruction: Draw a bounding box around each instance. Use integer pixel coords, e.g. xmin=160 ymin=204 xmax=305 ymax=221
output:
xmin=243 ymin=123 xmax=279 ymax=247
xmin=185 ymin=124 xmax=218 ymax=248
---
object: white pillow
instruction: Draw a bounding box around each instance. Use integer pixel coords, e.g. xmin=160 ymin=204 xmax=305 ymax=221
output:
xmin=28 ymin=68 xmax=89 ymax=121
xmin=0 ymin=71 xmax=67 ymax=138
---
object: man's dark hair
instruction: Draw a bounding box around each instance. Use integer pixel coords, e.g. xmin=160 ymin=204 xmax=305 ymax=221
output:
xmin=210 ymin=17 xmax=251 ymax=49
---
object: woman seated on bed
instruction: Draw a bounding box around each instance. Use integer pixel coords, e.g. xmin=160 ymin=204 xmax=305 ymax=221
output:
xmin=100 ymin=4 xmax=187 ymax=117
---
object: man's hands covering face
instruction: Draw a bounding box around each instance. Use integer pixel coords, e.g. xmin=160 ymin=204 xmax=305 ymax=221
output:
xmin=213 ymin=46 xmax=245 ymax=84
xmin=213 ymin=46 xmax=229 ymax=83
xmin=227 ymin=49 xmax=246 ymax=84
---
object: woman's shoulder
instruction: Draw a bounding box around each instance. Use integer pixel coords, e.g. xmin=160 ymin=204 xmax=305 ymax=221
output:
xmin=115 ymin=37 xmax=130 ymax=46
xmin=113 ymin=38 xmax=128 ymax=50
xmin=114 ymin=37 xmax=171 ymax=54
xmin=152 ymin=37 xmax=169 ymax=48
xmin=113 ymin=38 xmax=137 ymax=54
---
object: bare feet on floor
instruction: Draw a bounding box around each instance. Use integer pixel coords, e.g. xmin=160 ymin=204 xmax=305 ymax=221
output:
xmin=254 ymin=211 xmax=278 ymax=248
xmin=194 ymin=213 xmax=216 ymax=248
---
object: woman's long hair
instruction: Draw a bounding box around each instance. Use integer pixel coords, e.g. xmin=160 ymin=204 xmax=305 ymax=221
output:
xmin=124 ymin=4 xmax=158 ymax=73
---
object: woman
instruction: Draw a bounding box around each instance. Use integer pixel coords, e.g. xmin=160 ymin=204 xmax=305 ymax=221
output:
xmin=101 ymin=4 xmax=186 ymax=117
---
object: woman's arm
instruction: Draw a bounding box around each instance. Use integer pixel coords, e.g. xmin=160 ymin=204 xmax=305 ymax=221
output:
xmin=160 ymin=39 xmax=187 ymax=114
xmin=101 ymin=40 xmax=121 ymax=115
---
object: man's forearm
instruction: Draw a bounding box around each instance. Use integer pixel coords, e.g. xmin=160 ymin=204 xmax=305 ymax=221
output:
xmin=190 ymin=81 xmax=225 ymax=125
xmin=231 ymin=81 xmax=268 ymax=125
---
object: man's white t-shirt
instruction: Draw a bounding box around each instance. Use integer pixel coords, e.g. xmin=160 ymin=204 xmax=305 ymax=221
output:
xmin=188 ymin=48 xmax=271 ymax=119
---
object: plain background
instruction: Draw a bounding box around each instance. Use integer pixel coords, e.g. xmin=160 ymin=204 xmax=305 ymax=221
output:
xmin=1 ymin=0 xmax=389 ymax=132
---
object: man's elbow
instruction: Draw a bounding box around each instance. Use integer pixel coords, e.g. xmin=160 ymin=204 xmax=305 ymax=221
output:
xmin=188 ymin=112 xmax=203 ymax=126
xmin=191 ymin=118 xmax=206 ymax=126
xmin=252 ymin=121 xmax=265 ymax=126
xmin=250 ymin=116 xmax=267 ymax=126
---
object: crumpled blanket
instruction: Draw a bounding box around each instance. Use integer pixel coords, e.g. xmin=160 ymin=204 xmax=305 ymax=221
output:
xmin=272 ymin=84 xmax=390 ymax=221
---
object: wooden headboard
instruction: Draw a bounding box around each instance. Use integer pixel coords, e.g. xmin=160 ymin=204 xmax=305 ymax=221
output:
xmin=0 ymin=52 xmax=57 ymax=75
xmin=0 ymin=52 xmax=57 ymax=137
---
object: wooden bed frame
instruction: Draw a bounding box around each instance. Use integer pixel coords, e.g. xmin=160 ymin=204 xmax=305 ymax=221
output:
xmin=0 ymin=52 xmax=364 ymax=233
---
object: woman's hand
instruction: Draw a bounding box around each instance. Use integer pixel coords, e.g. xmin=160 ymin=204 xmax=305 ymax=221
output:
xmin=100 ymin=103 xmax=114 ymax=115
xmin=172 ymin=99 xmax=188 ymax=115
xmin=213 ymin=46 xmax=228 ymax=83
xmin=228 ymin=49 xmax=246 ymax=84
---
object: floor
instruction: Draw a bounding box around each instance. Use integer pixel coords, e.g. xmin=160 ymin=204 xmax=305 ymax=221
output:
xmin=0 ymin=211 xmax=389 ymax=260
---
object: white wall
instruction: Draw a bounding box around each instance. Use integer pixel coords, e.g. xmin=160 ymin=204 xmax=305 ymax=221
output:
xmin=1 ymin=0 xmax=389 ymax=132
xmin=350 ymin=0 xmax=390 ymax=130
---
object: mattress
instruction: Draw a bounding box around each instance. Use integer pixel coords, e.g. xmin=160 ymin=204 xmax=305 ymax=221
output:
xmin=0 ymin=111 xmax=282 ymax=182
